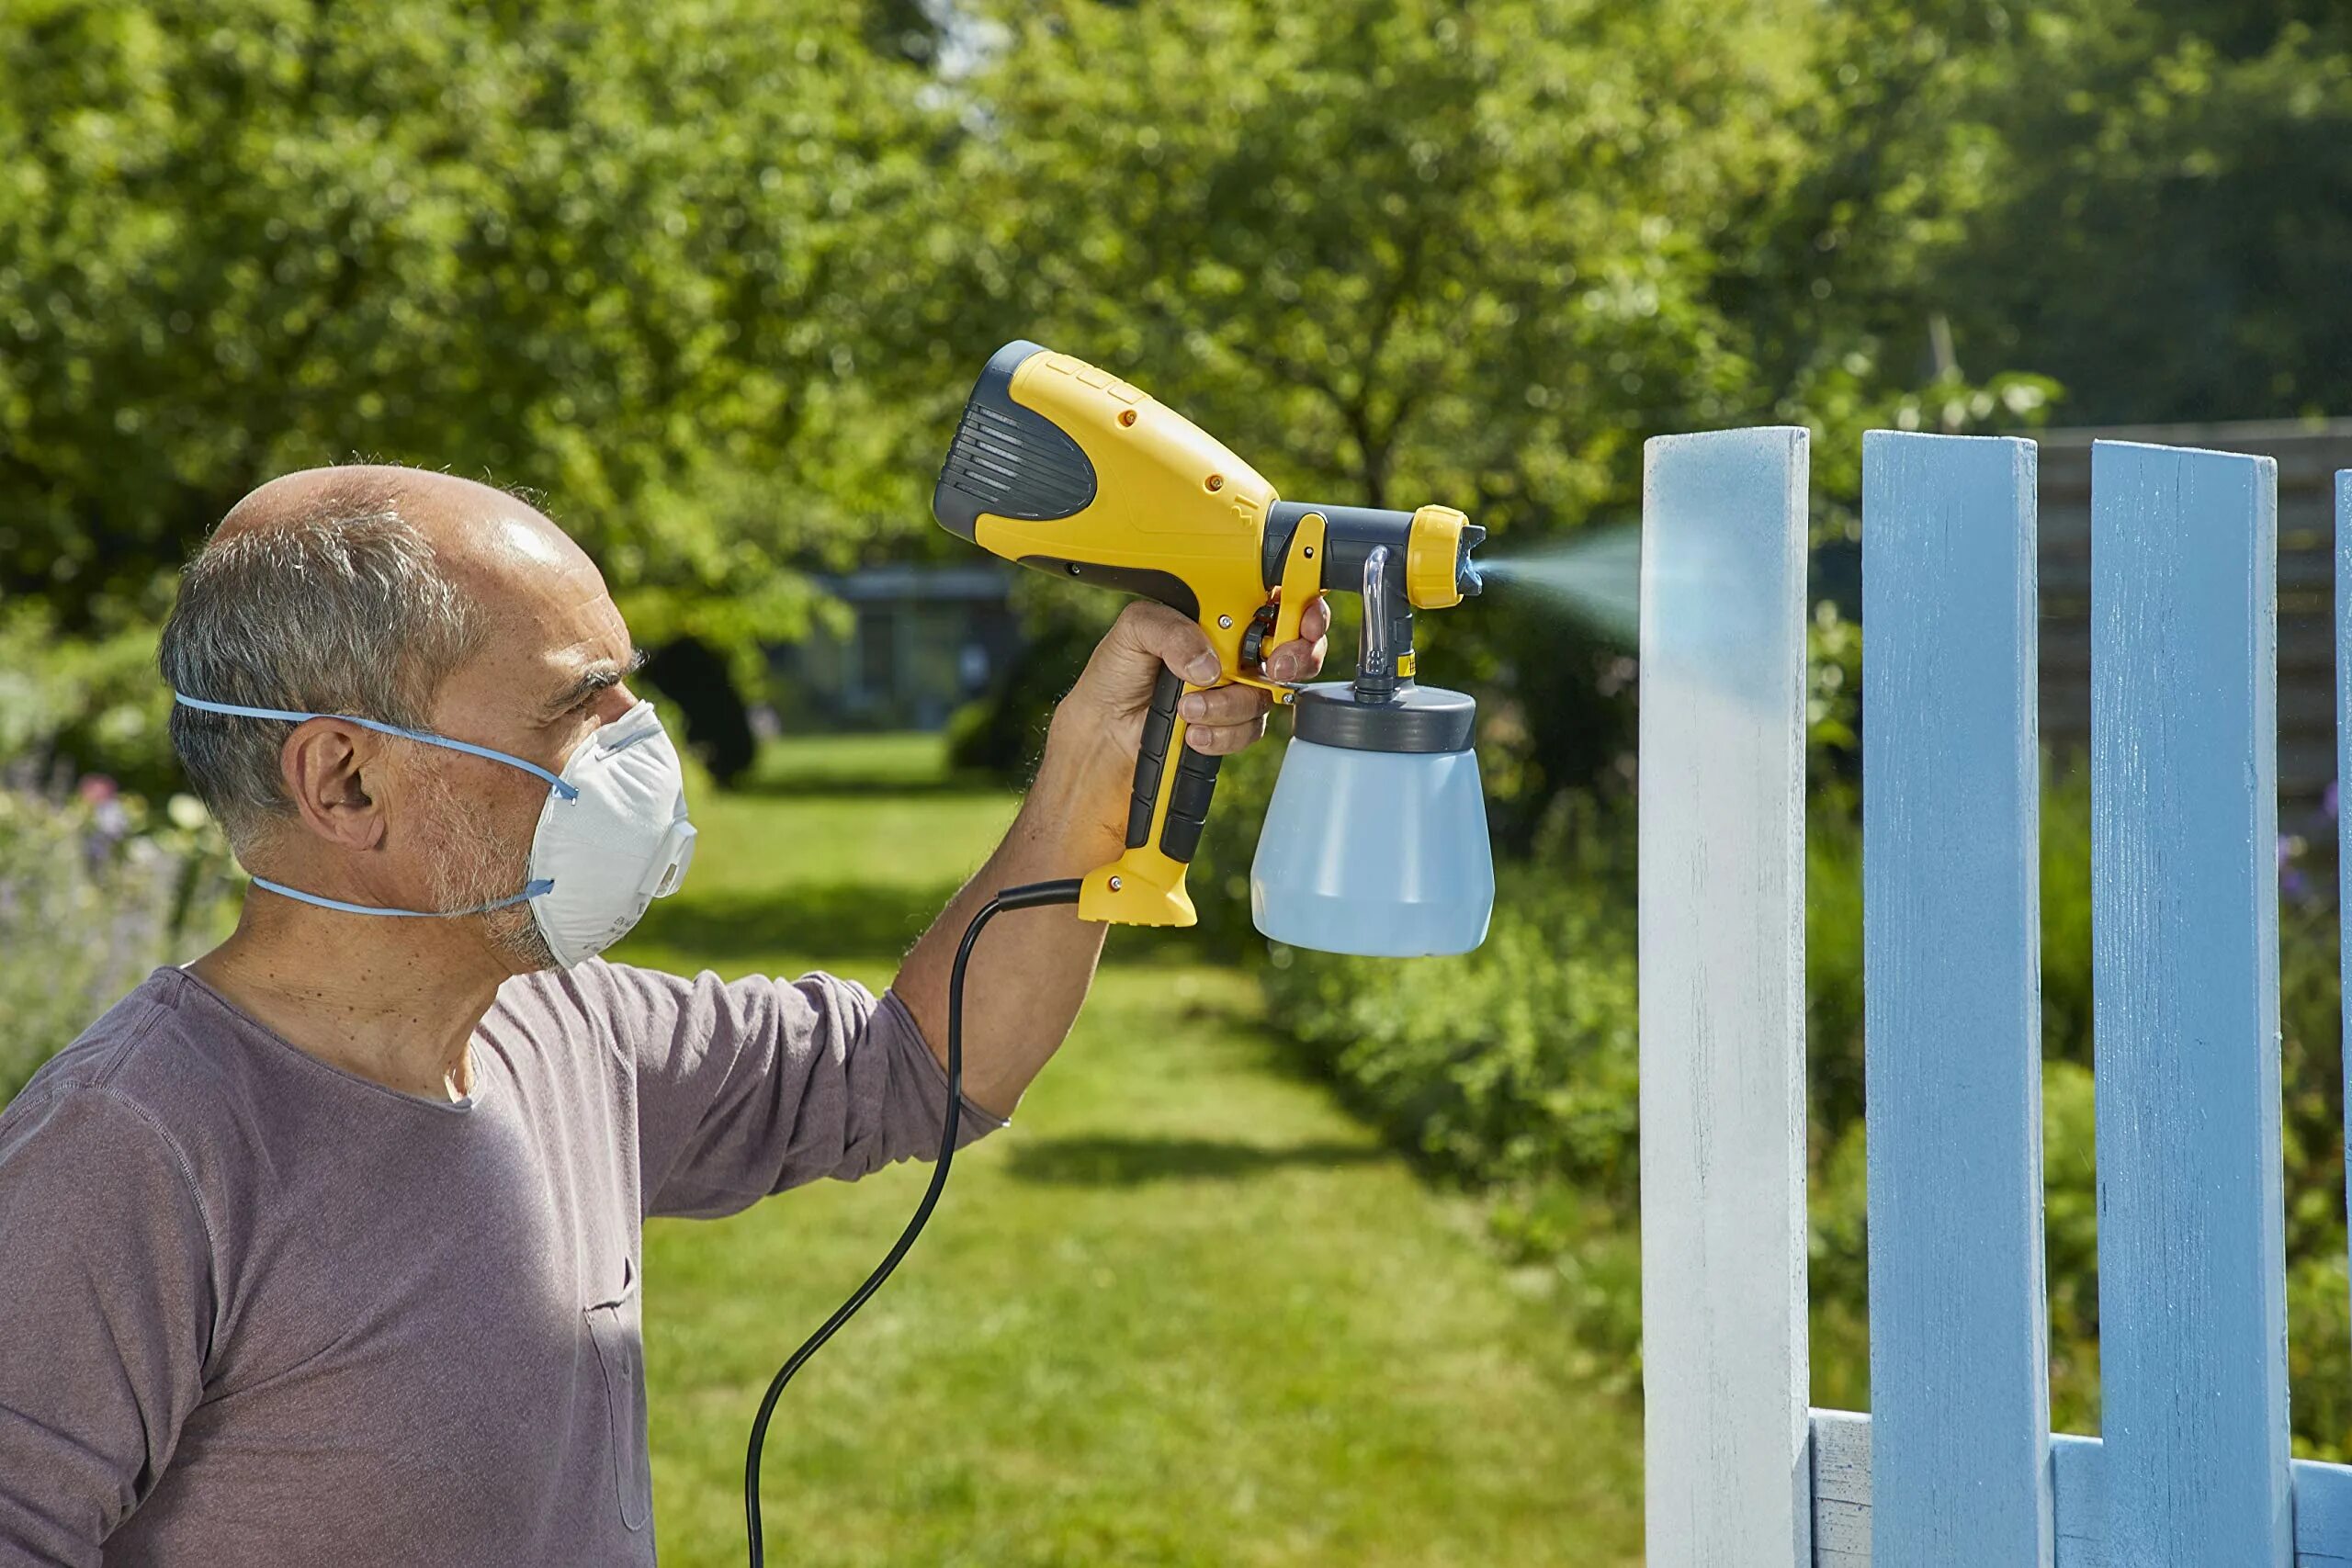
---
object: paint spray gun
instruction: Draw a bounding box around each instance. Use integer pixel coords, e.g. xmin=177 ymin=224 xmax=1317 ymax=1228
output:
xmin=744 ymin=342 xmax=1496 ymax=1565
xmin=932 ymin=340 xmax=1497 ymax=956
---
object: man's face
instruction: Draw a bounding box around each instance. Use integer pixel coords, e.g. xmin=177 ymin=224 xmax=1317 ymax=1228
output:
xmin=395 ymin=506 xmax=645 ymax=974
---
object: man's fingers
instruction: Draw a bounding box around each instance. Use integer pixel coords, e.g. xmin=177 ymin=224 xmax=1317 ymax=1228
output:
xmin=1179 ymin=683 xmax=1270 ymax=727
xmin=1298 ymin=593 xmax=1332 ymax=644
xmin=1257 ymin=592 xmax=1330 ymax=682
xmin=1263 ymin=633 xmax=1329 ymax=683
xmin=1183 ymin=715 xmax=1269 ymax=755
xmin=1113 ymin=595 xmax=1340 ymax=691
xmin=1111 ymin=601 xmax=1223 ymax=686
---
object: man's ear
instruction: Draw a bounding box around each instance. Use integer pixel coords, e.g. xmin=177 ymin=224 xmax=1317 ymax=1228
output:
xmin=279 ymin=720 xmax=390 ymax=852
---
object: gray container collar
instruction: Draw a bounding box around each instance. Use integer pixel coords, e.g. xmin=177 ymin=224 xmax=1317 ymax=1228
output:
xmin=1289 ymin=682 xmax=1476 ymax=754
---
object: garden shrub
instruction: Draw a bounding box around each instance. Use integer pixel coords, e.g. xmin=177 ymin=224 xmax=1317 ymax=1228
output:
xmin=0 ymin=784 xmax=236 ymax=1102
xmin=1261 ymin=864 xmax=1640 ymax=1207
xmin=2 ymin=603 xmax=238 ymax=1100
xmin=0 ymin=604 xmax=183 ymax=800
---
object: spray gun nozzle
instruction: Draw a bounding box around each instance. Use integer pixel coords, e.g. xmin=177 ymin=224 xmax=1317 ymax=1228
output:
xmin=1458 ymin=524 xmax=1487 ymax=597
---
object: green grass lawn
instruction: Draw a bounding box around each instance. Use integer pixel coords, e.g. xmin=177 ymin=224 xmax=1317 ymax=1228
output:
xmin=612 ymin=734 xmax=1642 ymax=1567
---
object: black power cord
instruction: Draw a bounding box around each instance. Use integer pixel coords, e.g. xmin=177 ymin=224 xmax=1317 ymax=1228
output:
xmin=743 ymin=876 xmax=1085 ymax=1568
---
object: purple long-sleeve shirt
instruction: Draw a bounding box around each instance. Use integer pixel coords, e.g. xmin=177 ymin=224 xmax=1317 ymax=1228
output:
xmin=0 ymin=960 xmax=1002 ymax=1566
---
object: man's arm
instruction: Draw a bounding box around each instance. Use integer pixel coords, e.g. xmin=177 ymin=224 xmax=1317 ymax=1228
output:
xmin=890 ymin=597 xmax=1329 ymax=1119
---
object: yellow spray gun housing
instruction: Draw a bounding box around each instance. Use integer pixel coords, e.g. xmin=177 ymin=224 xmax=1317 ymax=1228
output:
xmin=933 ymin=341 xmax=1484 ymax=927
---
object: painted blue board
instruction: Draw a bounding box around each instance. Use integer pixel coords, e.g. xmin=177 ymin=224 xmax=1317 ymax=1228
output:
xmin=2340 ymin=467 xmax=2352 ymax=1354
xmin=2089 ymin=440 xmax=2288 ymax=1567
xmin=1860 ymin=433 xmax=2050 ymax=1568
xmin=2047 ymin=1437 xmax=2352 ymax=1568
xmin=1639 ymin=427 xmax=1813 ymax=1568
xmin=1807 ymin=1413 xmax=2352 ymax=1567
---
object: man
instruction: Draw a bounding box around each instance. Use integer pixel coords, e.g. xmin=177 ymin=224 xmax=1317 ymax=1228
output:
xmin=0 ymin=466 xmax=1329 ymax=1565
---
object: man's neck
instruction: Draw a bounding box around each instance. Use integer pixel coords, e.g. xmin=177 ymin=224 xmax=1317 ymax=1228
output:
xmin=189 ymin=908 xmax=514 ymax=1101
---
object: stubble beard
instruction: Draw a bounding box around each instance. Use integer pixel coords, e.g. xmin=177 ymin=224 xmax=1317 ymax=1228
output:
xmin=419 ymin=766 xmax=560 ymax=974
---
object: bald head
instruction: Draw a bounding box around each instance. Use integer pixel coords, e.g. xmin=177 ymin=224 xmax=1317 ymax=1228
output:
xmin=160 ymin=464 xmax=624 ymax=853
xmin=214 ymin=465 xmax=594 ymax=599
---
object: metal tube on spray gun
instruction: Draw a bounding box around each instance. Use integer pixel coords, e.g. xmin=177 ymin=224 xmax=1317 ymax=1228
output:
xmin=1357 ymin=546 xmax=1396 ymax=699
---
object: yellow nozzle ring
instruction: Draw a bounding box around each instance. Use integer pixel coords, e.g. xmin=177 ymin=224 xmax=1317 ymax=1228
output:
xmin=1405 ymin=504 xmax=1473 ymax=610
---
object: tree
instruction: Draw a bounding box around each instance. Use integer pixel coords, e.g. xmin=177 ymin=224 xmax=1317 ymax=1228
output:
xmin=1730 ymin=0 xmax=2352 ymax=425
xmin=0 ymin=0 xmax=954 ymax=663
xmin=903 ymin=0 xmax=1860 ymax=812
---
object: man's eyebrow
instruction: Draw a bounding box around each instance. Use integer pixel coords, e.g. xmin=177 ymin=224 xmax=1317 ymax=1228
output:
xmin=542 ymin=646 xmax=648 ymax=716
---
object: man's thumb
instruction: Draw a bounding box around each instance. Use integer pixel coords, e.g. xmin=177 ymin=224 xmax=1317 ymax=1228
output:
xmin=1113 ymin=602 xmax=1223 ymax=685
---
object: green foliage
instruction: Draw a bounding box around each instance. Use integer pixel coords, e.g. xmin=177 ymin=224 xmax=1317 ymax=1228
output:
xmin=0 ymin=784 xmax=235 ymax=1100
xmin=11 ymin=0 xmax=2352 ymax=813
xmin=1262 ymin=864 xmax=1639 ymax=1205
xmin=0 ymin=601 xmax=178 ymax=796
xmin=943 ymin=577 xmax=1117 ymax=784
xmin=0 ymin=0 xmax=949 ymax=650
xmin=1747 ymin=0 xmax=2352 ymax=424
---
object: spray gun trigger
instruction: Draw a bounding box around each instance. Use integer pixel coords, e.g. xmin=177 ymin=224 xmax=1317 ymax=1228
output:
xmin=1228 ymin=671 xmax=1300 ymax=705
xmin=1224 ymin=506 xmax=1326 ymax=707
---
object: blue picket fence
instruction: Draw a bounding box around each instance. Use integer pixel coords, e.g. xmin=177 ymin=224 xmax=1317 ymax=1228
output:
xmin=1637 ymin=428 xmax=2352 ymax=1568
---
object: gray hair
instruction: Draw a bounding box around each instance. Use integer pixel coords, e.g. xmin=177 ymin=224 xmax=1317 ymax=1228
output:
xmin=160 ymin=479 xmax=487 ymax=852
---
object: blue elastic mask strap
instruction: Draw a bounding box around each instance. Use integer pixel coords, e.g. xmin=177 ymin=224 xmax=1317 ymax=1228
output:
xmin=174 ymin=693 xmax=580 ymax=801
xmin=247 ymin=875 xmax=556 ymax=919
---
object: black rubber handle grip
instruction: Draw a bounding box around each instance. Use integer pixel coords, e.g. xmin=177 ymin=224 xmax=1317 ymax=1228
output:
xmin=1159 ymin=744 xmax=1222 ymax=864
xmin=1124 ymin=667 xmax=1184 ymax=850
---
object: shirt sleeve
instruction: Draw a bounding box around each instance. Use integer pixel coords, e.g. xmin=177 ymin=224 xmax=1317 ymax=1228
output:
xmin=0 ymin=1088 xmax=215 ymax=1565
xmin=583 ymin=962 xmax=1008 ymax=1221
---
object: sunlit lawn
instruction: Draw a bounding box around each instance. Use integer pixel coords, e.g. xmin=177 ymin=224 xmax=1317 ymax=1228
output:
xmin=612 ymin=732 xmax=1642 ymax=1568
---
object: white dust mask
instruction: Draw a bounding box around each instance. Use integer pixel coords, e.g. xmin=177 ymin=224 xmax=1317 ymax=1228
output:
xmin=173 ymin=693 xmax=697 ymax=967
xmin=523 ymin=698 xmax=696 ymax=965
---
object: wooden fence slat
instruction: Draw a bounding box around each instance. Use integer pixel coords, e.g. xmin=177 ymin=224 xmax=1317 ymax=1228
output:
xmin=1860 ymin=432 xmax=2051 ymax=1567
xmin=1804 ymin=1414 xmax=2352 ymax=1567
xmin=2089 ymin=439 xmax=2289 ymax=1567
xmin=2340 ymin=467 xmax=2352 ymax=1343
xmin=1638 ymin=427 xmax=1812 ymax=1568
xmin=1810 ymin=1411 xmax=1873 ymax=1568
xmin=2049 ymin=1438 xmax=2108 ymax=1568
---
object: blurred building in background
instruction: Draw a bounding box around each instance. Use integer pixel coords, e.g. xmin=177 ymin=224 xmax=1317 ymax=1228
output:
xmin=773 ymin=563 xmax=1021 ymax=732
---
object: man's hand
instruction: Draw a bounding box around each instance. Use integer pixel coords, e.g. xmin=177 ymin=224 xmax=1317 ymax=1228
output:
xmin=1045 ymin=596 xmax=1332 ymax=843
xmin=1058 ymin=587 xmax=1336 ymax=780
xmin=894 ymin=593 xmax=1329 ymax=1118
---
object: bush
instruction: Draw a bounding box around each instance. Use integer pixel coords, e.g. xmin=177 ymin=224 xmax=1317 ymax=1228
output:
xmin=1262 ymin=863 xmax=1640 ymax=1206
xmin=0 ymin=784 xmax=237 ymax=1102
xmin=0 ymin=604 xmax=244 ymax=1101
xmin=0 ymin=604 xmax=182 ymax=801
